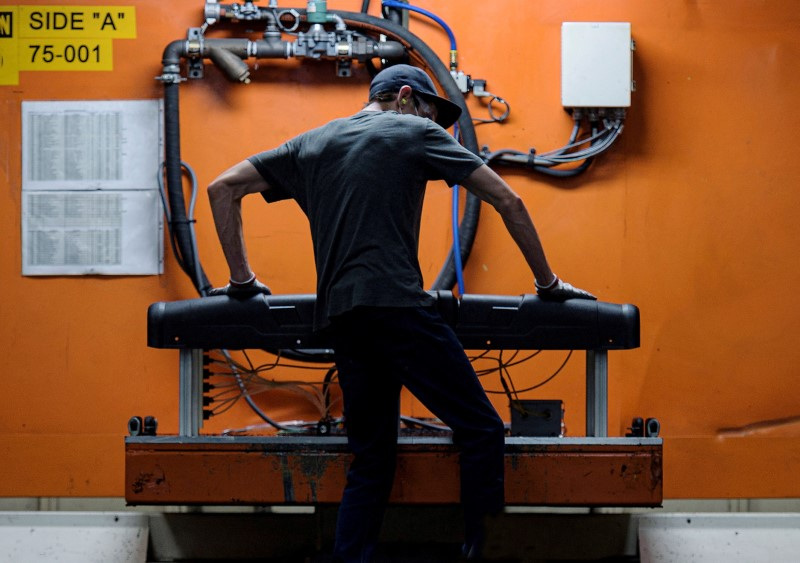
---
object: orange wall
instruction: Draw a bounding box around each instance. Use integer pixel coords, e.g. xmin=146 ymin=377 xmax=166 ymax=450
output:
xmin=1 ymin=0 xmax=799 ymax=499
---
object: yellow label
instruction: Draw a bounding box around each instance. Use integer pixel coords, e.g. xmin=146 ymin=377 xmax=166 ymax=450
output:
xmin=0 ymin=8 xmax=20 ymax=85
xmin=18 ymin=38 xmax=112 ymax=70
xmin=0 ymin=9 xmax=17 ymax=38
xmin=0 ymin=6 xmax=135 ymax=84
xmin=19 ymin=6 xmax=136 ymax=38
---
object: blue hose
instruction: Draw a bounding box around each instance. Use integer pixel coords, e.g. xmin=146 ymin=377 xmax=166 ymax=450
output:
xmin=452 ymin=122 xmax=466 ymax=295
xmin=452 ymin=183 xmax=465 ymax=295
xmin=381 ymin=0 xmax=457 ymax=50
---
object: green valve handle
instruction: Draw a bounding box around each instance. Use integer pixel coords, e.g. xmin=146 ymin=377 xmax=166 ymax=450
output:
xmin=306 ymin=0 xmax=328 ymax=24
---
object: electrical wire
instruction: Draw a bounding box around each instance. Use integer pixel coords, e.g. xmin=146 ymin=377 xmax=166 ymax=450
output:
xmin=481 ymin=117 xmax=624 ymax=177
xmin=536 ymin=121 xmax=623 ymax=163
xmin=203 ymin=346 xmax=572 ymax=436
xmin=157 ymin=160 xmax=206 ymax=297
xmin=221 ymin=349 xmax=304 ymax=432
xmin=203 ymin=348 xmax=337 ymax=432
xmin=481 ymin=350 xmax=573 ymax=395
xmin=183 ymin=161 xmax=206 ymax=297
xmin=472 ymin=94 xmax=511 ymax=124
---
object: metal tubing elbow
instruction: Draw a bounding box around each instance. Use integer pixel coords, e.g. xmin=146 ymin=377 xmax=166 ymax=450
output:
xmin=162 ymin=39 xmax=187 ymax=66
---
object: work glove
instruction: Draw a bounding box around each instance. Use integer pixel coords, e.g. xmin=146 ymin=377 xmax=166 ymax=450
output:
xmin=207 ymin=276 xmax=272 ymax=299
xmin=536 ymin=275 xmax=596 ymax=301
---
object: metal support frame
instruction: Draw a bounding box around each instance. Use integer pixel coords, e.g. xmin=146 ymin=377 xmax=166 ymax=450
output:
xmin=179 ymin=348 xmax=203 ymax=436
xmin=176 ymin=348 xmax=612 ymax=438
xmin=585 ymin=349 xmax=608 ymax=437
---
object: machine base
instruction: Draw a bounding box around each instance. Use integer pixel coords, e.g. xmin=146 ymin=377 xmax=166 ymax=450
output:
xmin=125 ymin=436 xmax=662 ymax=506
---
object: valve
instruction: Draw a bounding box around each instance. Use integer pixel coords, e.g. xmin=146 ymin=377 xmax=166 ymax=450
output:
xmin=306 ymin=0 xmax=328 ymax=25
xmin=450 ymin=70 xmax=471 ymax=94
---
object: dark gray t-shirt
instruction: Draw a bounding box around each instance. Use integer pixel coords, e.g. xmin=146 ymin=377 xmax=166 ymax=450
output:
xmin=248 ymin=110 xmax=483 ymax=328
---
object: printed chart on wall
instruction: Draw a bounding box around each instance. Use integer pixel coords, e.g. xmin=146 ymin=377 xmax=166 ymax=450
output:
xmin=21 ymin=100 xmax=164 ymax=276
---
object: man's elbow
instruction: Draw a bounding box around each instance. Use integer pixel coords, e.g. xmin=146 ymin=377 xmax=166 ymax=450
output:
xmin=494 ymin=192 xmax=527 ymax=218
xmin=207 ymin=177 xmax=230 ymax=204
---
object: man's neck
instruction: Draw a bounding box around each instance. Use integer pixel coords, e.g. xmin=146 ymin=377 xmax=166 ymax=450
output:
xmin=361 ymin=101 xmax=391 ymax=114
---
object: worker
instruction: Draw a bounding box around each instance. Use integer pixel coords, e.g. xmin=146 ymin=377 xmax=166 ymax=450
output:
xmin=206 ymin=64 xmax=596 ymax=562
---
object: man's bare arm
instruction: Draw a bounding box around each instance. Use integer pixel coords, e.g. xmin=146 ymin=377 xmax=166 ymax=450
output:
xmin=460 ymin=164 xmax=595 ymax=300
xmin=207 ymin=160 xmax=270 ymax=288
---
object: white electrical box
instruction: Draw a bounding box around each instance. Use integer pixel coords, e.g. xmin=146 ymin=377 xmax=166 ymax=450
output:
xmin=561 ymin=22 xmax=633 ymax=108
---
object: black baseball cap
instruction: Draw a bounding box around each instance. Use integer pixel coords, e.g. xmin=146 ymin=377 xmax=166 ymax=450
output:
xmin=368 ymin=64 xmax=462 ymax=129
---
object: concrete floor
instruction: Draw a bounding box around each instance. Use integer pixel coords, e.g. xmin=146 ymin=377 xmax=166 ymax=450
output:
xmin=2 ymin=498 xmax=800 ymax=562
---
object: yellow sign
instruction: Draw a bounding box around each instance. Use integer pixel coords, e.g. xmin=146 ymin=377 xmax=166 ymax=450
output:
xmin=0 ymin=6 xmax=135 ymax=85
xmin=0 ymin=8 xmax=19 ymax=85
xmin=18 ymin=38 xmax=113 ymax=70
xmin=19 ymin=6 xmax=136 ymax=38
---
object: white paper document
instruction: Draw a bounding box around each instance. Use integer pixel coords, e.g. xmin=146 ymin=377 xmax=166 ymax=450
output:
xmin=21 ymin=100 xmax=164 ymax=276
xmin=22 ymin=100 xmax=162 ymax=191
xmin=22 ymin=190 xmax=163 ymax=276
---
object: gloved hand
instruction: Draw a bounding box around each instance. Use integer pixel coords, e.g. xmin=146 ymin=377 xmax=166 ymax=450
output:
xmin=207 ymin=276 xmax=272 ymax=299
xmin=536 ymin=274 xmax=596 ymax=301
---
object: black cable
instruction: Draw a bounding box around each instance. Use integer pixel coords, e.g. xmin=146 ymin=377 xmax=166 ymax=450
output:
xmin=532 ymin=158 xmax=594 ymax=178
xmin=156 ymin=163 xmax=187 ymax=275
xmin=482 ymin=116 xmax=624 ymax=178
xmin=322 ymin=366 xmax=338 ymax=416
xmin=484 ymin=350 xmax=574 ymax=395
xmin=205 ymin=342 xmax=571 ymax=434
xmin=160 ymin=62 xmax=213 ymax=295
xmin=473 ymin=350 xmax=541 ymax=376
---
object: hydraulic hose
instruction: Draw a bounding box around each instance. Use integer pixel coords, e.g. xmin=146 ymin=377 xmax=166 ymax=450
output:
xmin=162 ymin=41 xmax=212 ymax=294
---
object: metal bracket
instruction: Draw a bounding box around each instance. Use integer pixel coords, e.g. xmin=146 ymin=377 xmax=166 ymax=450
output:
xmin=179 ymin=348 xmax=203 ymax=436
xmin=586 ymin=349 xmax=609 ymax=437
xmin=187 ymin=27 xmax=204 ymax=79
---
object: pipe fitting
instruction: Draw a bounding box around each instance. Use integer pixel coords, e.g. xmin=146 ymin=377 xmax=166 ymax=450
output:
xmin=207 ymin=46 xmax=251 ymax=83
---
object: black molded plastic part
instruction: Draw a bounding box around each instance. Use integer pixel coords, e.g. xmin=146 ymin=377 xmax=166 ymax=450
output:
xmin=147 ymin=292 xmax=639 ymax=351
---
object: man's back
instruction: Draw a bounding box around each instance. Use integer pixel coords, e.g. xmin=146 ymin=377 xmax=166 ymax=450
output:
xmin=248 ymin=110 xmax=483 ymax=326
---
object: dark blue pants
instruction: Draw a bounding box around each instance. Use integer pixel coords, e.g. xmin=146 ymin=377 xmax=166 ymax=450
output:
xmin=330 ymin=306 xmax=505 ymax=563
